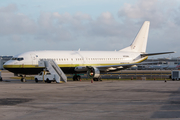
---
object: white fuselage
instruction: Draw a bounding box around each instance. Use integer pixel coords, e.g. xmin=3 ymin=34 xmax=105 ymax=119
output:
xmin=3 ymin=50 xmax=147 ymax=74
xmin=5 ymin=50 xmax=144 ymax=66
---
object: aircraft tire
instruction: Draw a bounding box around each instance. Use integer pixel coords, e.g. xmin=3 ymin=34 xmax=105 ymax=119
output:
xmin=93 ymin=77 xmax=102 ymax=81
xmin=21 ymin=78 xmax=26 ymax=82
xmin=73 ymin=75 xmax=76 ymax=81
xmin=46 ymin=78 xmax=51 ymax=83
xmin=77 ymin=75 xmax=81 ymax=81
xmin=23 ymin=78 xmax=26 ymax=82
xmin=98 ymin=76 xmax=102 ymax=81
xmin=35 ymin=78 xmax=38 ymax=83
xmin=73 ymin=75 xmax=81 ymax=81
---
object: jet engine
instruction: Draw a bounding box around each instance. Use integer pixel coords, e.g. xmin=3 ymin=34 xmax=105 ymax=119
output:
xmin=87 ymin=67 xmax=100 ymax=78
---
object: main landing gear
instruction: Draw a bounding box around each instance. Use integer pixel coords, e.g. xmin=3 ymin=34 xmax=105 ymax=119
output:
xmin=73 ymin=74 xmax=81 ymax=81
xmin=73 ymin=74 xmax=102 ymax=81
xmin=93 ymin=76 xmax=102 ymax=81
xmin=20 ymin=75 xmax=26 ymax=82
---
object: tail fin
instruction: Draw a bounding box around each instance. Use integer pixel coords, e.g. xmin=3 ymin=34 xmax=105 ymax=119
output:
xmin=176 ymin=63 xmax=180 ymax=68
xmin=120 ymin=21 xmax=150 ymax=53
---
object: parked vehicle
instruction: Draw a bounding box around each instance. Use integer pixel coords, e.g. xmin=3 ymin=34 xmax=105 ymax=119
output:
xmin=34 ymin=71 xmax=56 ymax=83
xmin=171 ymin=70 xmax=180 ymax=81
xmin=0 ymin=71 xmax=2 ymax=81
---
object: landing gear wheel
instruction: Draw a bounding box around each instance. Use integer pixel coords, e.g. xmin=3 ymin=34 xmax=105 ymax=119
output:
xmin=35 ymin=78 xmax=38 ymax=83
xmin=98 ymin=76 xmax=102 ymax=81
xmin=93 ymin=76 xmax=102 ymax=81
xmin=21 ymin=78 xmax=26 ymax=82
xmin=46 ymin=78 xmax=51 ymax=83
xmin=73 ymin=75 xmax=76 ymax=81
xmin=73 ymin=75 xmax=81 ymax=81
xmin=77 ymin=75 xmax=81 ymax=81
xmin=0 ymin=77 xmax=2 ymax=81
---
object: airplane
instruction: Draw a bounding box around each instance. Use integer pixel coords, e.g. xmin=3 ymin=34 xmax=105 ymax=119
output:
xmin=144 ymin=62 xmax=180 ymax=70
xmin=3 ymin=21 xmax=174 ymax=82
xmin=176 ymin=63 xmax=180 ymax=69
xmin=164 ymin=63 xmax=178 ymax=70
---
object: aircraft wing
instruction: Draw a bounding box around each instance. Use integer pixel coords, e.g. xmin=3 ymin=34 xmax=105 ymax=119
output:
xmin=95 ymin=51 xmax=175 ymax=72
xmin=96 ymin=63 xmax=135 ymax=71
xmin=96 ymin=62 xmax=158 ymax=72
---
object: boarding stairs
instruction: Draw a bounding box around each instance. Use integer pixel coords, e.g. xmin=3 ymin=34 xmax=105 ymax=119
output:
xmin=38 ymin=59 xmax=67 ymax=83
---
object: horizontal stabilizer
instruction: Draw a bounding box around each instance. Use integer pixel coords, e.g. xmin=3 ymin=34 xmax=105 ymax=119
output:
xmin=141 ymin=51 xmax=175 ymax=57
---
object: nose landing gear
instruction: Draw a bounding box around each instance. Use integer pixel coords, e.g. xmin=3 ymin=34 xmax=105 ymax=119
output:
xmin=20 ymin=75 xmax=26 ymax=82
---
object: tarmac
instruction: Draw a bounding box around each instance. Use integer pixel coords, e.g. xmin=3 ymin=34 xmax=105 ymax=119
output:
xmin=0 ymin=76 xmax=180 ymax=120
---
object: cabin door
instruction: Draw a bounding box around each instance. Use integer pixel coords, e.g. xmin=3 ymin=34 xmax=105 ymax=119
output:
xmin=31 ymin=54 xmax=37 ymax=65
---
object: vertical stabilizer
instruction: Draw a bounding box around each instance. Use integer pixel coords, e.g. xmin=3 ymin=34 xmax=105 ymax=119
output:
xmin=120 ymin=21 xmax=150 ymax=53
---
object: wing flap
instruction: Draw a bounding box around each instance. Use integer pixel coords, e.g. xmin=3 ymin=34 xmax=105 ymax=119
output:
xmin=97 ymin=62 xmax=159 ymax=71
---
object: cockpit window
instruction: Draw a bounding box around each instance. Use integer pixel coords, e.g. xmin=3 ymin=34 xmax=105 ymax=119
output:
xmin=11 ymin=57 xmax=17 ymax=60
xmin=11 ymin=57 xmax=24 ymax=61
xmin=17 ymin=58 xmax=24 ymax=61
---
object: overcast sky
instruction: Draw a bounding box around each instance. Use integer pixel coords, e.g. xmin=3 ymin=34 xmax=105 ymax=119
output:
xmin=0 ymin=0 xmax=180 ymax=58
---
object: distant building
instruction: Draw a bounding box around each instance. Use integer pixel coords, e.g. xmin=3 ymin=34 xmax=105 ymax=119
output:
xmin=128 ymin=57 xmax=180 ymax=70
xmin=139 ymin=57 xmax=180 ymax=70
xmin=0 ymin=56 xmax=13 ymax=70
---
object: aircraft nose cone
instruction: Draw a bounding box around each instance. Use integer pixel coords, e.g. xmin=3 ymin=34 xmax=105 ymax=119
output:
xmin=3 ymin=64 xmax=9 ymax=69
xmin=3 ymin=64 xmax=8 ymax=69
xmin=3 ymin=61 xmax=13 ymax=69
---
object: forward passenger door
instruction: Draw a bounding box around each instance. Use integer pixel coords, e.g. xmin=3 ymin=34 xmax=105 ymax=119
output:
xmin=31 ymin=54 xmax=37 ymax=65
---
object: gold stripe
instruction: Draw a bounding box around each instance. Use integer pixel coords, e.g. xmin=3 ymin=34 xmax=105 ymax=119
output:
xmin=3 ymin=65 xmax=44 ymax=68
xmin=3 ymin=56 xmax=148 ymax=68
xmin=137 ymin=56 xmax=148 ymax=63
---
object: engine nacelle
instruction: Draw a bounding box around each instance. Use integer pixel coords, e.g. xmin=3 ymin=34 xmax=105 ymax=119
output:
xmin=87 ymin=67 xmax=100 ymax=78
xmin=74 ymin=66 xmax=88 ymax=72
